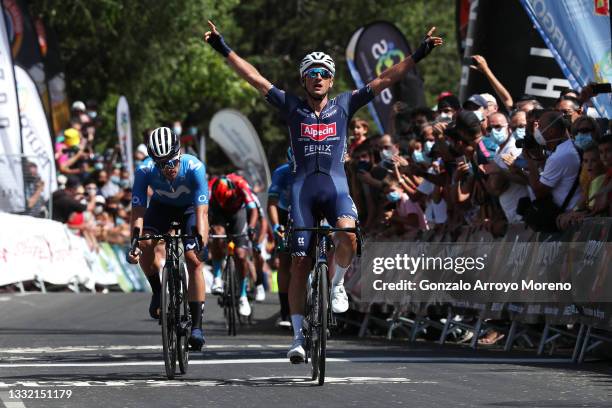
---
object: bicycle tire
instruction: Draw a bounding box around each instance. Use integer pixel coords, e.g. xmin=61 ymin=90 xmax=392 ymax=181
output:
xmin=161 ymin=261 xmax=177 ymax=379
xmin=224 ymin=257 xmax=237 ymax=336
xmin=310 ymin=266 xmax=320 ymax=381
xmin=177 ymin=262 xmax=190 ymax=374
xmin=317 ymin=262 xmax=328 ymax=386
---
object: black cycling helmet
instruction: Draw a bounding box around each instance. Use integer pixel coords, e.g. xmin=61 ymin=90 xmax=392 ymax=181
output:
xmin=147 ymin=127 xmax=180 ymax=162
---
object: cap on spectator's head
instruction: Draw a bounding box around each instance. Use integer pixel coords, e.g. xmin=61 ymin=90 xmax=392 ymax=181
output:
xmin=437 ymin=91 xmax=454 ymax=102
xmin=438 ymin=95 xmax=461 ymax=111
xmin=65 ymin=175 xmax=81 ymax=190
xmin=463 ymin=94 xmax=488 ymax=110
xmin=136 ymin=144 xmax=148 ymax=156
xmin=64 ymin=128 xmax=80 ymax=147
xmin=455 ymin=111 xmax=482 ymax=136
xmin=480 ymin=93 xmax=497 ymax=107
xmin=57 ymin=174 xmax=67 ymax=189
xmin=71 ymin=101 xmax=86 ymax=112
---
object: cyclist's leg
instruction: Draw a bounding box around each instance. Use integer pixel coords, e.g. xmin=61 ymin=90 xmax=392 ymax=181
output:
xmin=208 ymin=206 xmax=227 ymax=294
xmin=141 ymin=200 xmax=172 ymax=319
xmin=322 ymin=176 xmax=358 ymax=313
xmin=229 ymin=209 xmax=252 ymax=316
xmin=183 ymin=207 xmax=205 ymax=348
xmin=287 ymin=177 xmax=315 ymax=361
xmin=277 ymin=209 xmax=291 ymax=325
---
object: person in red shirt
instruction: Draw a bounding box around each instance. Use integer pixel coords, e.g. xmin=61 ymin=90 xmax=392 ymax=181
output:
xmin=208 ymin=173 xmax=259 ymax=316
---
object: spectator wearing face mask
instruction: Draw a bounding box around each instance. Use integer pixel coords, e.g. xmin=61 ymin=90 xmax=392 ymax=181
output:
xmin=556 ymin=95 xmax=582 ymax=124
xmin=382 ymin=177 xmax=428 ymax=236
xmin=436 ymin=94 xmax=461 ymax=122
xmin=509 ymin=110 xmax=527 ymax=142
xmin=523 ymin=111 xmax=582 ymax=211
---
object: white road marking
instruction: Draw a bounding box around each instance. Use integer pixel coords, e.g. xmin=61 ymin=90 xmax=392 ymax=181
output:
xmin=0 ymin=356 xmax=573 ymax=368
xmin=0 ymin=391 xmax=26 ymax=407
xmin=0 ymin=344 xmax=290 ymax=354
xmin=0 ymin=377 xmax=435 ymax=388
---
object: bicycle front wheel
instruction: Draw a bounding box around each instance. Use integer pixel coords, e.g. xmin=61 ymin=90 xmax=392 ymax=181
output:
xmin=316 ymin=262 xmax=328 ymax=385
xmin=223 ymin=257 xmax=237 ymax=336
xmin=177 ymin=262 xmax=190 ymax=374
xmin=161 ymin=262 xmax=178 ymax=379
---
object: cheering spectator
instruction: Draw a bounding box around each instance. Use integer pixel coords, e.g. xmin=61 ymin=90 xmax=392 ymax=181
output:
xmin=348 ymin=117 xmax=369 ymax=155
xmin=468 ymin=55 xmax=513 ymax=111
xmin=382 ymin=176 xmax=428 ymax=236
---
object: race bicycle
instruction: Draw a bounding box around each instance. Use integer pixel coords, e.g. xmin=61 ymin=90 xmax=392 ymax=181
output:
xmin=209 ymin=233 xmax=252 ymax=336
xmin=289 ymin=220 xmax=362 ymax=385
xmin=131 ymin=222 xmax=201 ymax=379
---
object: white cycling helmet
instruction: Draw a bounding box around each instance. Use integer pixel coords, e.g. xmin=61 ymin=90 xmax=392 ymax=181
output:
xmin=299 ymin=52 xmax=335 ymax=78
xmin=147 ymin=127 xmax=180 ymax=161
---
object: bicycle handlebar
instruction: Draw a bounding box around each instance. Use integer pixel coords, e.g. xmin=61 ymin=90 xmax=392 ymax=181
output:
xmin=290 ymin=225 xmax=363 ymax=257
xmin=130 ymin=226 xmax=203 ymax=253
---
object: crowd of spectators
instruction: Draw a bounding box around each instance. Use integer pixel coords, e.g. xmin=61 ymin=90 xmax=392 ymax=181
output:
xmin=345 ymin=55 xmax=611 ymax=244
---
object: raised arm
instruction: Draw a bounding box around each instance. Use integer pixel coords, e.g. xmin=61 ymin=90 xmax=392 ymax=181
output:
xmin=204 ymin=20 xmax=272 ymax=96
xmin=469 ymin=55 xmax=513 ymax=110
xmin=368 ymin=27 xmax=443 ymax=95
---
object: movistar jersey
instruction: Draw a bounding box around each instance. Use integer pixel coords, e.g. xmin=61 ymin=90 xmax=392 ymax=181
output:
xmin=132 ymin=154 xmax=209 ymax=208
xmin=268 ymin=163 xmax=292 ymax=211
xmin=266 ymin=85 xmax=375 ymax=179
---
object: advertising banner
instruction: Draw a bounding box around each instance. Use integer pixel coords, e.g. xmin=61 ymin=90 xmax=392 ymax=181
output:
xmin=0 ymin=3 xmax=24 ymax=212
xmin=521 ymin=0 xmax=612 ymax=117
xmin=346 ymin=21 xmax=424 ymax=133
xmin=209 ymin=109 xmax=271 ymax=206
xmin=459 ymin=0 xmax=569 ymax=107
xmin=116 ymin=96 xmax=134 ymax=181
xmin=15 ymin=64 xmax=56 ymax=200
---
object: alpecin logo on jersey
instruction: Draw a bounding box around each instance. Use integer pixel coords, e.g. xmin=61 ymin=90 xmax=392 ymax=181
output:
xmin=300 ymin=122 xmax=337 ymax=141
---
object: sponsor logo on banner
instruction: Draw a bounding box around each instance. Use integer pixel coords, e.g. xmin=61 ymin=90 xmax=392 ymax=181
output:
xmin=594 ymin=0 xmax=609 ymax=16
xmin=300 ymin=122 xmax=336 ymax=141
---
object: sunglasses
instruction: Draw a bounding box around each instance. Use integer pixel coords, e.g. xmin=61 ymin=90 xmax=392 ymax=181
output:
xmin=304 ymin=67 xmax=333 ymax=79
xmin=156 ymin=157 xmax=180 ymax=170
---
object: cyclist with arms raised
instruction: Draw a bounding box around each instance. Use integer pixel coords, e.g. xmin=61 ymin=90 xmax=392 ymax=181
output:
xmin=127 ymin=127 xmax=209 ymax=351
xmin=204 ymin=21 xmax=443 ymax=362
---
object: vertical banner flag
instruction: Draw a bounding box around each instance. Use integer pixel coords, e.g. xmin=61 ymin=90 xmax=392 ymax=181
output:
xmin=521 ymin=0 xmax=612 ymax=117
xmin=209 ymin=109 xmax=271 ymax=207
xmin=116 ymin=96 xmax=134 ymax=181
xmin=3 ymin=0 xmax=52 ymax=121
xmin=0 ymin=3 xmax=24 ymax=212
xmin=15 ymin=65 xmax=56 ymax=201
xmin=459 ymin=0 xmax=570 ymax=106
xmin=35 ymin=17 xmax=69 ymax=135
xmin=346 ymin=21 xmax=425 ymax=133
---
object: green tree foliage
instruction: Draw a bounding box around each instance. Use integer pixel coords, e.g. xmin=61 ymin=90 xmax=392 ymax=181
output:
xmin=31 ymin=0 xmax=459 ymax=170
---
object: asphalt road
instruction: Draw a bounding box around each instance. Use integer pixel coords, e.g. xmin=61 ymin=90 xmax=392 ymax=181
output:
xmin=0 ymin=292 xmax=610 ymax=408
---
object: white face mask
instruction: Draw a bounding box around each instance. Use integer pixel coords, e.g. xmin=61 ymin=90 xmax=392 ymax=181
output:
xmin=534 ymin=128 xmax=547 ymax=146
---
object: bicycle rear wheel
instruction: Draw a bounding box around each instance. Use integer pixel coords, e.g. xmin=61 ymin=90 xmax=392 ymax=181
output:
xmin=161 ymin=262 xmax=177 ymax=379
xmin=223 ymin=257 xmax=237 ymax=336
xmin=177 ymin=262 xmax=190 ymax=374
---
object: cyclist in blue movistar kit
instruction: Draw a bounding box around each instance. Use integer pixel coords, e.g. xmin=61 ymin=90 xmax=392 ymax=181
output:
xmin=127 ymin=127 xmax=210 ymax=351
xmin=267 ymin=148 xmax=294 ymax=327
xmin=204 ymin=20 xmax=443 ymax=362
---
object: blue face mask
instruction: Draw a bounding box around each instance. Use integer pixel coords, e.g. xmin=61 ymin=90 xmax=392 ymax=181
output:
xmin=412 ymin=150 xmax=426 ymax=163
xmin=574 ymin=133 xmax=593 ymax=150
xmin=490 ymin=127 xmax=507 ymax=145
xmin=173 ymin=126 xmax=182 ymax=136
xmin=386 ymin=191 xmax=401 ymax=202
xmin=110 ymin=175 xmax=121 ymax=185
xmin=513 ymin=127 xmax=526 ymax=140
xmin=424 ymin=140 xmax=435 ymax=153
xmin=120 ymin=179 xmax=130 ymax=189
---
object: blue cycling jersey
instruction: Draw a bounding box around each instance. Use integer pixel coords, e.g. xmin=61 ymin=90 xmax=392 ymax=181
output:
xmin=132 ymin=154 xmax=209 ymax=208
xmin=267 ymin=163 xmax=292 ymax=211
xmin=266 ymin=85 xmax=375 ymax=179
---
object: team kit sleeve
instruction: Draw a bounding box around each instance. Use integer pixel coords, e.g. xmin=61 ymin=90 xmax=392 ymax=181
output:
xmin=131 ymin=165 xmax=150 ymax=208
xmin=190 ymin=160 xmax=209 ymax=206
xmin=237 ymin=178 xmax=258 ymax=209
xmin=268 ymin=167 xmax=283 ymax=199
xmin=265 ymin=86 xmax=302 ymax=121
xmin=348 ymin=85 xmax=375 ymax=117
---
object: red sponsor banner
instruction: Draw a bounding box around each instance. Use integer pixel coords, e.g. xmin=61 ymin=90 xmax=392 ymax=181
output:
xmin=594 ymin=0 xmax=609 ymax=16
xmin=300 ymin=122 xmax=337 ymax=141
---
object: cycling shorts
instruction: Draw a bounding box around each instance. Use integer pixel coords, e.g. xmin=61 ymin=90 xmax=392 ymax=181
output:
xmin=209 ymin=205 xmax=250 ymax=248
xmin=143 ymin=200 xmax=197 ymax=250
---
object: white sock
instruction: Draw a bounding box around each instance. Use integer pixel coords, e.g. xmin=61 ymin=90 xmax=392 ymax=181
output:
xmin=332 ymin=263 xmax=349 ymax=286
xmin=291 ymin=314 xmax=304 ymax=340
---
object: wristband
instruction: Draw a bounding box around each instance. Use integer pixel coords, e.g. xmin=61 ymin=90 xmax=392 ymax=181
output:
xmin=207 ymin=33 xmax=232 ymax=57
xmin=411 ymin=36 xmax=434 ymax=64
